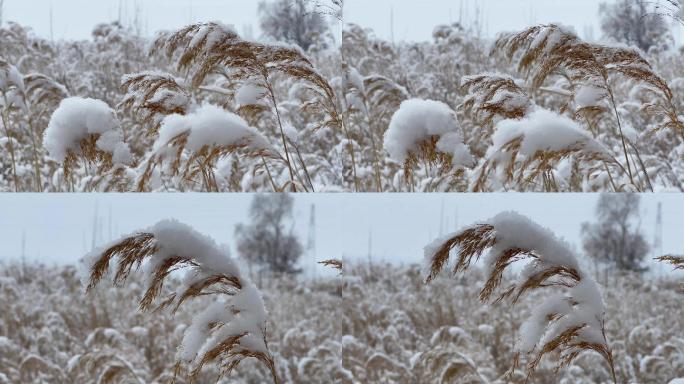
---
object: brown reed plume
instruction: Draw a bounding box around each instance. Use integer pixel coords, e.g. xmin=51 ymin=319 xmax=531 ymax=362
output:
xmin=656 ymin=255 xmax=684 ymax=270
xmin=460 ymin=73 xmax=532 ymax=129
xmin=84 ymin=220 xmax=278 ymax=384
xmin=496 ymin=24 xmax=682 ymax=190
xmin=119 ymin=71 xmax=190 ymax=138
xmin=319 ymin=259 xmax=343 ymax=270
xmin=137 ymin=125 xmax=273 ymax=192
xmin=424 ymin=212 xmax=617 ymax=383
xmin=152 ymin=22 xmax=341 ymax=191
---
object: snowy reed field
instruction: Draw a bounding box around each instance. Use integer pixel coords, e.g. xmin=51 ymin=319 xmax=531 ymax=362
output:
xmin=0 ymin=0 xmax=683 ymax=382
xmin=0 ymin=193 xmax=683 ymax=383
xmin=0 ymin=0 xmax=681 ymax=191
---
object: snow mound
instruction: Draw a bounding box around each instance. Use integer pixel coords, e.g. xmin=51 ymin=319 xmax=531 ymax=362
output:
xmin=384 ymin=99 xmax=474 ymax=168
xmin=235 ymin=82 xmax=267 ymax=106
xmin=156 ymin=104 xmax=270 ymax=152
xmin=492 ymin=109 xmax=606 ymax=156
xmin=44 ymin=97 xmax=131 ymax=164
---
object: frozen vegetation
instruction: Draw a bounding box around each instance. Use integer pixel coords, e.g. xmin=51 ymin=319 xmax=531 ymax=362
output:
xmin=343 ymin=19 xmax=684 ymax=192
xmin=0 ymin=261 xmax=342 ymax=383
xmin=343 ymin=261 xmax=684 ymax=383
xmin=0 ymin=0 xmax=681 ymax=191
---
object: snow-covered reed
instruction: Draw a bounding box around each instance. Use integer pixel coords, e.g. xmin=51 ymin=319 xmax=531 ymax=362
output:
xmin=82 ymin=219 xmax=278 ymax=383
xmin=424 ymin=211 xmax=617 ymax=382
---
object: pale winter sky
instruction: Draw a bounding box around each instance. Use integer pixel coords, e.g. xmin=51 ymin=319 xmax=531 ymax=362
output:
xmin=0 ymin=194 xmax=681 ymax=277
xmin=1 ymin=0 xmax=263 ymax=40
xmin=345 ymin=0 xmax=684 ymax=45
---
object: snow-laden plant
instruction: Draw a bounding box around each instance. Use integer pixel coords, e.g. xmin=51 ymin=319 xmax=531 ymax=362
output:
xmin=479 ymin=108 xmax=614 ymax=192
xmin=82 ymin=219 xmax=278 ymax=384
xmin=495 ymin=24 xmax=683 ymax=191
xmin=151 ymin=21 xmax=341 ymax=192
xmin=43 ymin=97 xmax=132 ymax=191
xmin=424 ymin=211 xmax=617 ymax=383
xmin=138 ymin=104 xmax=272 ymax=192
xmin=461 ymin=73 xmax=630 ymax=192
xmin=384 ymin=98 xmax=474 ymax=191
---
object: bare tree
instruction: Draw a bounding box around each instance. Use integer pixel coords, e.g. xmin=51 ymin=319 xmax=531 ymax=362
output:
xmin=581 ymin=194 xmax=649 ymax=273
xmin=235 ymin=194 xmax=303 ymax=276
xmin=0 ymin=0 xmax=4 ymax=27
xmin=258 ymin=0 xmax=328 ymax=51
xmin=599 ymin=0 xmax=674 ymax=52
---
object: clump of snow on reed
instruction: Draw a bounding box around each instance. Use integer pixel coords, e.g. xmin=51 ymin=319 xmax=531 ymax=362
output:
xmin=43 ymin=97 xmax=131 ymax=164
xmin=491 ymin=109 xmax=607 ymax=156
xmin=384 ymin=99 xmax=474 ymax=168
xmin=155 ymin=104 xmax=269 ymax=151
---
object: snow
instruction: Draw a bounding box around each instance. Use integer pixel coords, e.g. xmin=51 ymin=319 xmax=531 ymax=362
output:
xmin=155 ymin=104 xmax=270 ymax=152
xmin=492 ymin=109 xmax=607 ymax=156
xmin=575 ymin=84 xmax=605 ymax=108
xmin=486 ymin=211 xmax=580 ymax=271
xmin=147 ymin=219 xmax=241 ymax=277
xmin=669 ymin=379 xmax=684 ymax=384
xmin=44 ymin=97 xmax=131 ymax=164
xmin=384 ymin=99 xmax=474 ymax=168
xmin=0 ymin=62 xmax=23 ymax=91
xmin=235 ymin=82 xmax=268 ymax=106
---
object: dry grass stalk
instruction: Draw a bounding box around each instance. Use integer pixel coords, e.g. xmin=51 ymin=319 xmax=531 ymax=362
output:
xmin=344 ymin=64 xmax=409 ymax=191
xmin=84 ymin=224 xmax=278 ymax=384
xmin=424 ymin=213 xmax=617 ymax=382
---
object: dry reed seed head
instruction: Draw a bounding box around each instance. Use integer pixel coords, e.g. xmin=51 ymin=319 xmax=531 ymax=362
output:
xmin=119 ymin=71 xmax=190 ymax=136
xmin=22 ymin=73 xmax=69 ymax=108
xmin=153 ymin=22 xmax=339 ymax=133
xmin=319 ymin=259 xmax=343 ymax=270
xmin=460 ymin=73 xmax=532 ymax=126
xmin=655 ymin=255 xmax=684 ymax=270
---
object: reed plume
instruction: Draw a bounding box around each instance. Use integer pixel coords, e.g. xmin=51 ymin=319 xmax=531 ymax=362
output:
xmin=119 ymin=71 xmax=190 ymax=138
xmin=319 ymin=259 xmax=343 ymax=270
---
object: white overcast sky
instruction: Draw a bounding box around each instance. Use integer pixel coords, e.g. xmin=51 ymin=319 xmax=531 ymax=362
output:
xmin=345 ymin=0 xmax=683 ymax=44
xmin=3 ymin=0 xmax=264 ymax=41
xmin=1 ymin=0 xmax=681 ymax=44
xmin=0 ymin=194 xmax=682 ymax=276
